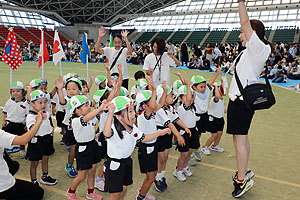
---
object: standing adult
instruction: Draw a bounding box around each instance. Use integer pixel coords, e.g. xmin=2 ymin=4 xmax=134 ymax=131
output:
xmin=205 ymin=43 xmax=214 ymax=67
xmin=0 ymin=112 xmax=45 ymax=200
xmin=180 ymin=42 xmax=189 ymax=66
xmin=143 ymin=37 xmax=180 ymax=86
xmin=227 ymin=0 xmax=273 ymax=198
xmin=95 ymin=26 xmax=133 ymax=89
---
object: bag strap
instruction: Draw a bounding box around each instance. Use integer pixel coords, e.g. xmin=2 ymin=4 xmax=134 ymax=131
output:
xmin=110 ymin=47 xmax=124 ymax=70
xmin=153 ymin=55 xmax=162 ymax=71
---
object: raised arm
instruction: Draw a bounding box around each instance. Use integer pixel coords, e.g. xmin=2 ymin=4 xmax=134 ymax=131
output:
xmin=156 ymin=81 xmax=167 ymax=111
xmin=184 ymin=77 xmax=192 ymax=107
xmin=208 ymin=66 xmax=222 ymax=86
xmin=104 ymin=64 xmax=112 ymax=87
xmin=167 ymin=50 xmax=180 ymax=66
xmin=117 ymin=64 xmax=123 ymax=85
xmin=213 ymin=84 xmax=222 ymax=102
xmin=121 ymin=30 xmax=133 ymax=55
xmin=83 ymin=100 xmax=107 ymax=122
xmin=103 ymin=102 xmax=115 ymax=138
xmin=145 ymin=77 xmax=157 ymax=115
xmin=95 ymin=26 xmax=106 ymax=54
xmin=55 ymin=77 xmax=66 ymax=105
xmin=88 ymin=74 xmax=95 ymax=90
xmin=239 ymin=0 xmax=253 ymax=41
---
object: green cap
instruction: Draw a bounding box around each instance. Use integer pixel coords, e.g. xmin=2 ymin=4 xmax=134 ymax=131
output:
xmin=68 ymin=95 xmax=89 ymax=117
xmin=10 ymin=81 xmax=24 ymax=89
xmin=93 ymin=89 xmax=107 ymax=103
xmin=136 ymin=79 xmax=148 ymax=90
xmin=30 ymin=90 xmax=47 ymax=102
xmin=135 ymin=90 xmax=152 ymax=111
xmin=30 ymin=78 xmax=47 ymax=88
xmin=120 ymin=87 xmax=129 ymax=97
xmin=156 ymin=84 xmax=171 ymax=104
xmin=95 ymin=75 xmax=107 ymax=87
xmin=191 ymin=75 xmax=206 ymax=85
xmin=66 ymin=78 xmax=82 ymax=90
xmin=111 ymin=96 xmax=133 ymax=113
xmin=178 ymin=85 xmax=187 ymax=95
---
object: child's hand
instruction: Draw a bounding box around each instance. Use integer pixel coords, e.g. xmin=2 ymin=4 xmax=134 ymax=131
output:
xmin=35 ymin=111 xmax=47 ymax=124
xmin=117 ymin=64 xmax=122 ymax=73
xmin=25 ymin=84 xmax=32 ymax=90
xmin=177 ymin=135 xmax=186 ymax=147
xmin=185 ymin=128 xmax=191 ymax=137
xmin=162 ymin=80 xmax=167 ymax=91
xmin=98 ymin=26 xmax=106 ymax=38
xmin=216 ymin=66 xmax=222 ymax=74
xmin=108 ymin=102 xmax=116 ymax=114
xmin=173 ymin=71 xmax=181 ymax=77
xmin=161 ymin=128 xmax=171 ymax=136
xmin=55 ymin=77 xmax=64 ymax=90
xmin=104 ymin=64 xmax=109 ymax=70
xmin=99 ymin=100 xmax=108 ymax=111
xmin=147 ymin=68 xmax=153 ymax=76
xmin=182 ymin=77 xmax=189 ymax=86
xmin=2 ymin=121 xmax=7 ymax=128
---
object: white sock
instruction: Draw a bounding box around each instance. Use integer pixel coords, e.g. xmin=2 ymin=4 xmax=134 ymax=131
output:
xmin=161 ymin=170 xmax=165 ymax=178
xmin=155 ymin=172 xmax=163 ymax=181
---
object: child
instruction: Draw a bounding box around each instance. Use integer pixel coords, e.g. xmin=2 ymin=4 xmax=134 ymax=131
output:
xmin=130 ymin=70 xmax=147 ymax=99
xmin=26 ymin=90 xmax=57 ymax=185
xmin=2 ymin=81 xmax=29 ymax=158
xmin=55 ymin=77 xmax=83 ymax=178
xmin=190 ymin=67 xmax=222 ymax=162
xmin=103 ymin=96 xmax=171 ymax=200
xmin=66 ymin=95 xmax=107 ymax=200
xmin=201 ymin=81 xmax=225 ymax=156
xmin=95 ymin=75 xmax=107 ymax=90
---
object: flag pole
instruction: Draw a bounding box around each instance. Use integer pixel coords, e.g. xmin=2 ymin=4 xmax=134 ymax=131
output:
xmin=41 ymin=28 xmax=44 ymax=78
xmin=59 ymin=60 xmax=63 ymax=76
xmin=10 ymin=68 xmax=12 ymax=85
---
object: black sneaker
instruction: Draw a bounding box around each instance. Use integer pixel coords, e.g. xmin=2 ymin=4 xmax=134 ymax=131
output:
xmin=232 ymin=178 xmax=254 ymax=198
xmin=154 ymin=180 xmax=165 ymax=193
xmin=31 ymin=180 xmax=39 ymax=186
xmin=40 ymin=175 xmax=57 ymax=186
xmin=161 ymin=177 xmax=168 ymax=190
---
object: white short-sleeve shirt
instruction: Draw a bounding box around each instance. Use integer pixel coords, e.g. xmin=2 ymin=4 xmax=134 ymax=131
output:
xmin=194 ymin=85 xmax=212 ymax=114
xmin=155 ymin=108 xmax=171 ymax=129
xmin=177 ymin=103 xmax=197 ymax=129
xmin=137 ymin=111 xmax=157 ymax=144
xmin=103 ymin=47 xmax=129 ymax=80
xmin=164 ymin=105 xmax=180 ymax=124
xmin=3 ymin=98 xmax=29 ymax=124
xmin=208 ymin=97 xmax=224 ymax=118
xmin=107 ymin=123 xmax=145 ymax=159
xmin=143 ymin=52 xmax=176 ymax=86
xmin=60 ymin=96 xmax=71 ymax=127
xmin=0 ymin=130 xmax=16 ymax=192
xmin=229 ymin=32 xmax=271 ymax=96
xmin=72 ymin=115 xmax=99 ymax=143
xmin=26 ymin=111 xmax=52 ymax=137
xmin=98 ymin=111 xmax=109 ymax=134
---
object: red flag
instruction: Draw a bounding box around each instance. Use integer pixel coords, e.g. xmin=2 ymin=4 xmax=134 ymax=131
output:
xmin=38 ymin=31 xmax=49 ymax=68
xmin=1 ymin=28 xmax=22 ymax=71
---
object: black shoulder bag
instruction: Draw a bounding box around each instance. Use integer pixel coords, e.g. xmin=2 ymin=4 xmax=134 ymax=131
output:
xmin=110 ymin=47 xmax=124 ymax=70
xmin=234 ymin=57 xmax=276 ymax=111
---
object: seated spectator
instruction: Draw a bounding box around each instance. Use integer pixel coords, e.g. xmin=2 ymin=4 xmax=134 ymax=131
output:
xmin=189 ymin=55 xmax=202 ymax=69
xmin=272 ymin=65 xmax=287 ymax=83
xmin=287 ymin=61 xmax=300 ymax=80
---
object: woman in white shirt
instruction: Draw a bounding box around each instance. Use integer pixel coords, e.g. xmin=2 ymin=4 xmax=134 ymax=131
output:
xmin=0 ymin=112 xmax=45 ymax=200
xmin=227 ymin=0 xmax=274 ymax=198
xmin=143 ymin=37 xmax=180 ymax=86
xmin=95 ymin=26 xmax=133 ymax=90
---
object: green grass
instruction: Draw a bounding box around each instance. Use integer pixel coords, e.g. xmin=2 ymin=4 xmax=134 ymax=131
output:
xmin=1 ymin=62 xmax=300 ymax=200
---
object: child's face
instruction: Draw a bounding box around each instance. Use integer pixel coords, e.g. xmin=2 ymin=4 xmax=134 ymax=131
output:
xmin=77 ymin=102 xmax=90 ymax=116
xmin=100 ymin=81 xmax=106 ymax=89
xmin=165 ymin=92 xmax=174 ymax=105
xmin=66 ymin=82 xmax=81 ymax=97
xmin=30 ymin=98 xmax=48 ymax=112
xmin=11 ymin=89 xmax=23 ymax=99
xmin=179 ymin=94 xmax=187 ymax=104
xmin=38 ymin=84 xmax=48 ymax=93
xmin=82 ymin=85 xmax=89 ymax=95
xmin=120 ymin=105 xmax=135 ymax=126
xmin=194 ymin=82 xmax=206 ymax=93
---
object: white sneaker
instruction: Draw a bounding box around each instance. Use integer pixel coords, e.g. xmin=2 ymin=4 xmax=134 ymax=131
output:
xmin=173 ymin=169 xmax=186 ymax=182
xmin=201 ymin=146 xmax=211 ymax=156
xmin=182 ymin=166 xmax=192 ymax=176
xmin=189 ymin=155 xmax=196 ymax=166
xmin=94 ymin=179 xmax=105 ymax=192
xmin=210 ymin=145 xmax=224 ymax=152
xmin=19 ymin=150 xmax=26 ymax=159
xmin=245 ymin=169 xmax=255 ymax=179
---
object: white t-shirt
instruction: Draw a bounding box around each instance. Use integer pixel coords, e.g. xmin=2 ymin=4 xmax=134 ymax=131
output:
xmin=26 ymin=111 xmax=52 ymax=137
xmin=155 ymin=108 xmax=171 ymax=129
xmin=143 ymin=52 xmax=176 ymax=86
xmin=107 ymin=123 xmax=144 ymax=159
xmin=194 ymin=85 xmax=212 ymax=114
xmin=229 ymin=32 xmax=271 ymax=96
xmin=164 ymin=105 xmax=180 ymax=124
xmin=98 ymin=111 xmax=109 ymax=134
xmin=0 ymin=130 xmax=16 ymax=192
xmin=103 ymin=47 xmax=129 ymax=80
xmin=130 ymin=85 xmax=139 ymax=98
xmin=3 ymin=98 xmax=29 ymax=124
xmin=208 ymin=97 xmax=224 ymax=118
xmin=60 ymin=96 xmax=71 ymax=127
xmin=137 ymin=111 xmax=157 ymax=144
xmin=72 ymin=115 xmax=99 ymax=143
xmin=52 ymin=89 xmax=67 ymax=112
xmin=177 ymin=103 xmax=197 ymax=129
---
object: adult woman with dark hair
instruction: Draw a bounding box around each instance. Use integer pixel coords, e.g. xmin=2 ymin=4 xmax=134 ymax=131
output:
xmin=227 ymin=0 xmax=274 ymax=198
xmin=0 ymin=111 xmax=45 ymax=200
xmin=95 ymin=26 xmax=133 ymax=89
xmin=143 ymin=37 xmax=180 ymax=86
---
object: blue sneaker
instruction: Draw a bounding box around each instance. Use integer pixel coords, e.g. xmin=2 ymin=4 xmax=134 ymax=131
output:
xmin=161 ymin=177 xmax=168 ymax=190
xmin=154 ymin=179 xmax=165 ymax=192
xmin=65 ymin=164 xmax=77 ymax=178
xmin=5 ymin=146 xmax=20 ymax=154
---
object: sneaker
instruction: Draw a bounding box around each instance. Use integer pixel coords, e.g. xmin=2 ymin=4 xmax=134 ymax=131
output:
xmin=66 ymin=191 xmax=77 ymax=200
xmin=193 ymin=150 xmax=202 ymax=161
xmin=172 ymin=141 xmax=177 ymax=147
xmin=86 ymin=191 xmax=103 ymax=200
xmin=19 ymin=150 xmax=26 ymax=159
xmin=145 ymin=192 xmax=156 ymax=200
xmin=233 ymin=169 xmax=255 ymax=181
xmin=173 ymin=169 xmax=186 ymax=182
xmin=5 ymin=146 xmax=20 ymax=154
xmin=94 ymin=179 xmax=105 ymax=192
xmin=189 ymin=155 xmax=197 ymax=166
xmin=182 ymin=166 xmax=192 ymax=176
xmin=154 ymin=180 xmax=165 ymax=193
xmin=40 ymin=175 xmax=57 ymax=186
xmin=65 ymin=164 xmax=78 ymax=178
xmin=60 ymin=139 xmax=65 ymax=145
xmin=31 ymin=180 xmax=39 ymax=186
xmin=201 ymin=146 xmax=211 ymax=156
xmin=210 ymin=145 xmax=224 ymax=153
xmin=232 ymin=178 xmax=254 ymax=198
xmin=161 ymin=177 xmax=168 ymax=190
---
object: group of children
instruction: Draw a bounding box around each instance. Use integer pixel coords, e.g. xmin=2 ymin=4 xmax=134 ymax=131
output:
xmin=2 ymin=63 xmax=227 ymax=200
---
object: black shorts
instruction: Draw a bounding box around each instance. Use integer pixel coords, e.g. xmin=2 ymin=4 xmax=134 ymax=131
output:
xmin=196 ymin=112 xmax=209 ymax=133
xmin=188 ymin=127 xmax=200 ymax=150
xmin=65 ymin=128 xmax=77 ymax=146
xmin=138 ymin=142 xmax=158 ymax=173
xmin=227 ymin=99 xmax=255 ymax=135
xmin=2 ymin=121 xmax=26 ymax=136
xmin=98 ymin=132 xmax=107 ymax=159
xmin=156 ymin=133 xmax=173 ymax=152
xmin=75 ymin=140 xmax=102 ymax=171
xmin=56 ymin=111 xmax=66 ymax=128
xmin=207 ymin=116 xmax=225 ymax=133
xmin=177 ymin=133 xmax=190 ymax=152
xmin=105 ymin=157 xmax=133 ymax=193
xmin=26 ymin=134 xmax=55 ymax=161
